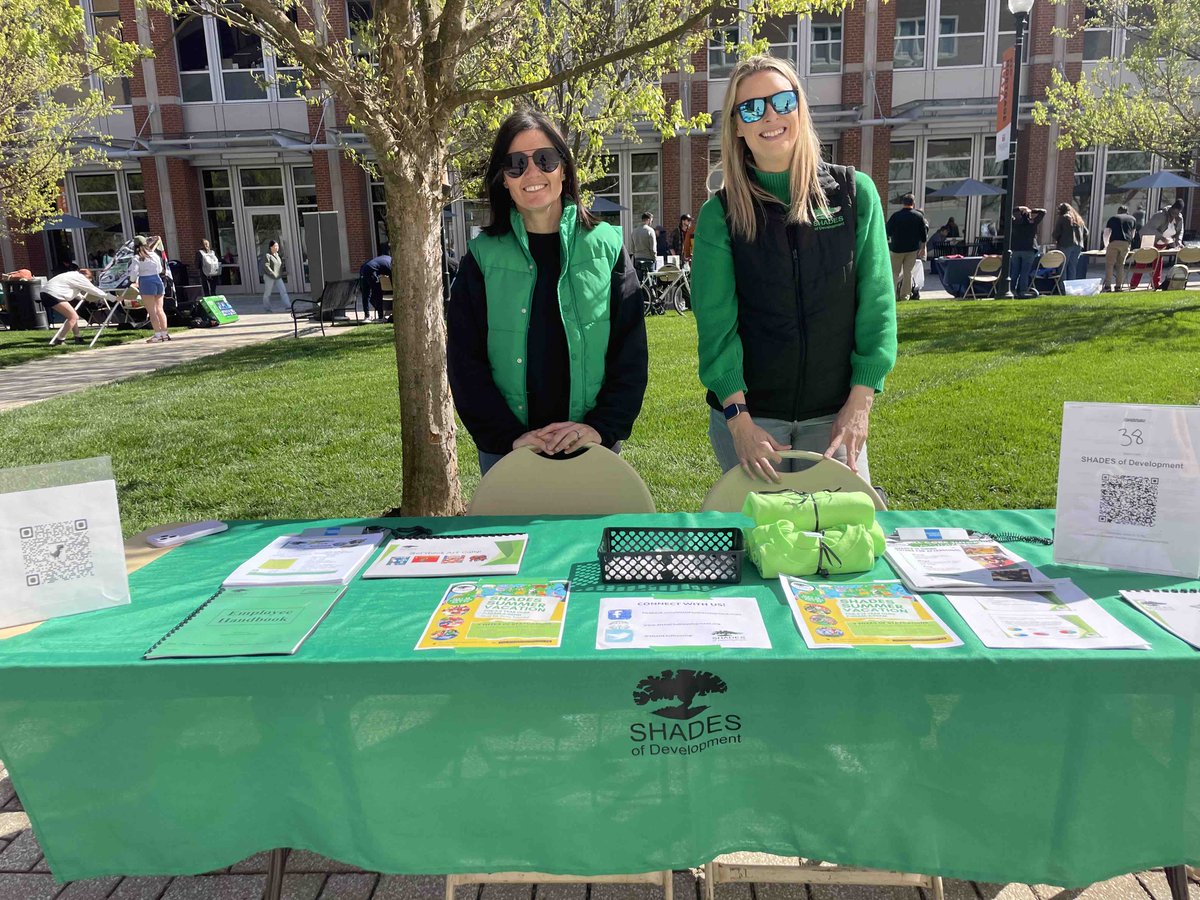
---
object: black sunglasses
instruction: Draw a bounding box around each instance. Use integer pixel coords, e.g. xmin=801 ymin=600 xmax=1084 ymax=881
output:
xmin=735 ymin=89 xmax=800 ymax=124
xmin=501 ymin=147 xmax=563 ymax=179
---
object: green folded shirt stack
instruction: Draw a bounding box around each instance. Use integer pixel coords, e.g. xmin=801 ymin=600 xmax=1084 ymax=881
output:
xmin=742 ymin=490 xmax=884 ymax=579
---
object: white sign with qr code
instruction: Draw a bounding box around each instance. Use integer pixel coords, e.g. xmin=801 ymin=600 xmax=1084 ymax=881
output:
xmin=0 ymin=478 xmax=130 ymax=629
xmin=1055 ymin=403 xmax=1200 ymax=578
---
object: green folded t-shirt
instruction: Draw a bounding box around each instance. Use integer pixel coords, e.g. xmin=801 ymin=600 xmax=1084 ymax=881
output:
xmin=741 ymin=489 xmax=877 ymax=532
xmin=746 ymin=520 xmax=877 ymax=579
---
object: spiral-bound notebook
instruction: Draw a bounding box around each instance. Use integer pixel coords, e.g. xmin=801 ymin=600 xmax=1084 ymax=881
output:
xmin=1119 ymin=589 xmax=1200 ymax=650
xmin=143 ymin=584 xmax=347 ymax=659
xmin=361 ymin=533 xmax=528 ymax=578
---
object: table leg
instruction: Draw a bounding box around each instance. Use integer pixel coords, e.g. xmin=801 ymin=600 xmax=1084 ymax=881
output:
xmin=261 ymin=848 xmax=290 ymax=900
xmin=1166 ymin=864 xmax=1192 ymax=900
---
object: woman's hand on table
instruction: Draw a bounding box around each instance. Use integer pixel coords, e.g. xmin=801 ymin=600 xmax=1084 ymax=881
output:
xmin=824 ymin=385 xmax=875 ymax=474
xmin=535 ymin=422 xmax=602 ymax=455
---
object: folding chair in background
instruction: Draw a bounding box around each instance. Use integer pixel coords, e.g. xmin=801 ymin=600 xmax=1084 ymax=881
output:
xmin=1127 ymin=247 xmax=1161 ymax=290
xmin=964 ymin=255 xmax=1003 ymax=299
xmin=1034 ymin=249 xmax=1067 ymax=296
xmin=1176 ymin=247 xmax=1200 ymax=288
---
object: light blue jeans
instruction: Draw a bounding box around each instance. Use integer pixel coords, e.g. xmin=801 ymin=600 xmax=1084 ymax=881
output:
xmin=707 ymin=409 xmax=870 ymax=486
xmin=1011 ymin=251 xmax=1039 ymax=296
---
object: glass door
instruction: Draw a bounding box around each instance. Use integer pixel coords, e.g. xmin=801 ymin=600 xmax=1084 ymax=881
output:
xmin=243 ymin=208 xmax=302 ymax=293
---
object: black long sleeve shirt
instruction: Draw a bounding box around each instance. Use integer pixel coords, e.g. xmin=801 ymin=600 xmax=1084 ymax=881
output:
xmin=447 ymin=240 xmax=648 ymax=455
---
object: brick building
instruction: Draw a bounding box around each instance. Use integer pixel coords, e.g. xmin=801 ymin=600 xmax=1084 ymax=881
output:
xmin=4 ymin=0 xmax=1195 ymax=294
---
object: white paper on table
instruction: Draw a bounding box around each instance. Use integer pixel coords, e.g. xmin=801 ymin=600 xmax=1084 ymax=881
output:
xmin=223 ymin=533 xmax=385 ymax=586
xmin=894 ymin=527 xmax=971 ymax=541
xmin=0 ymin=460 xmax=130 ymax=629
xmin=945 ymin=579 xmax=1149 ymax=650
xmin=1055 ymin=402 xmax=1200 ymax=578
xmin=1119 ymin=590 xmax=1200 ymax=650
xmin=361 ymin=534 xmax=528 ymax=578
xmin=595 ymin=596 xmax=771 ymax=649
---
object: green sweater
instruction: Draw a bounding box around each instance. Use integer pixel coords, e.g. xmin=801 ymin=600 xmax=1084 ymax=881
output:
xmin=692 ymin=168 xmax=897 ymax=405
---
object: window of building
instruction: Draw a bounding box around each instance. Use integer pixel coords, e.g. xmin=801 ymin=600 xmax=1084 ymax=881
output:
xmin=1102 ymin=149 xmax=1152 ymax=225
xmin=1074 ymin=149 xmax=1096 ymax=226
xmin=995 ymin=1 xmax=1031 ymax=63
xmin=756 ymin=16 xmax=798 ymax=69
xmin=202 ymin=169 xmax=243 ymax=286
xmin=708 ymin=26 xmax=739 ymax=79
xmin=923 ymin=137 xmax=972 ymax=232
xmin=73 ymin=173 xmax=124 ymax=269
xmin=348 ymin=0 xmax=375 ymax=59
xmin=88 ymin=0 xmax=131 ymax=105
xmin=889 ymin=141 xmax=916 ymax=207
xmin=176 ymin=15 xmax=214 ymax=102
xmin=292 ymin=166 xmax=316 ymax=284
xmin=980 ymin=137 xmax=1006 ymax=236
xmin=585 ymin=155 xmax=622 ymax=228
xmin=125 ymin=171 xmax=149 ymax=235
xmin=1083 ymin=3 xmax=1114 ymax=61
xmin=216 ymin=17 xmax=267 ymax=101
xmin=820 ymin=141 xmax=837 ymax=164
xmin=936 ymin=0 xmax=985 ymax=67
xmin=809 ymin=12 xmax=842 ymax=74
xmin=369 ymin=174 xmax=389 ymax=253
xmin=631 ymin=152 xmax=661 ymax=226
xmin=894 ymin=0 xmax=927 ymax=69
xmin=240 ymin=167 xmax=286 ymax=206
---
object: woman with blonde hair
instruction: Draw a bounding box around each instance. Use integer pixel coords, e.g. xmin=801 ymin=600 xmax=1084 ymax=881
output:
xmin=691 ymin=55 xmax=895 ymax=483
xmin=134 ymin=235 xmax=170 ymax=343
xmin=1053 ymin=202 xmax=1088 ymax=281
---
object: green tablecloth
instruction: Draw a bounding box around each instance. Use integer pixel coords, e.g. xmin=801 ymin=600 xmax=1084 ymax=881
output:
xmin=0 ymin=510 xmax=1197 ymax=886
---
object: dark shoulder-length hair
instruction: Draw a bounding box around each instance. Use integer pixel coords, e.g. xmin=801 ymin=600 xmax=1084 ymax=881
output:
xmin=482 ymin=109 xmax=596 ymax=237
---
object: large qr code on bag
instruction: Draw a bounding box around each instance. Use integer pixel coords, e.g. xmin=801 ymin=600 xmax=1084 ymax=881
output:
xmin=1098 ymin=474 xmax=1159 ymax=527
xmin=19 ymin=519 xmax=94 ymax=587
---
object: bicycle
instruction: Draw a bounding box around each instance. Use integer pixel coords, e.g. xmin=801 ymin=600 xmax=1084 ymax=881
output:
xmin=655 ymin=262 xmax=691 ymax=315
xmin=635 ymin=259 xmax=666 ymax=316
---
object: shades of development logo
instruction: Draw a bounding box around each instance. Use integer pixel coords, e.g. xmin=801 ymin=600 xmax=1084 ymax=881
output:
xmin=628 ymin=668 xmax=742 ymax=757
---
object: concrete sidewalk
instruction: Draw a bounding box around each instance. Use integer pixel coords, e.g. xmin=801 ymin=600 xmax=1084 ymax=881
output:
xmin=1 ymin=767 xmax=1194 ymax=900
xmin=0 ymin=300 xmax=327 ymax=413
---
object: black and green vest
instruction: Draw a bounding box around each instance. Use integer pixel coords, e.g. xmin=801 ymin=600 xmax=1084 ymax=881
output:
xmin=711 ymin=163 xmax=859 ymax=422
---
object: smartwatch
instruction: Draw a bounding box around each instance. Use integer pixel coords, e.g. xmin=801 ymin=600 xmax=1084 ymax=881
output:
xmin=723 ymin=402 xmax=750 ymax=421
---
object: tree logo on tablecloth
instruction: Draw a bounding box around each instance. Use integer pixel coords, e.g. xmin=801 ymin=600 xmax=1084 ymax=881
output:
xmin=632 ymin=669 xmax=727 ymax=720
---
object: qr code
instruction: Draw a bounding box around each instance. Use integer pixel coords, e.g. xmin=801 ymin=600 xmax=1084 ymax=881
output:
xmin=19 ymin=519 xmax=94 ymax=587
xmin=1098 ymin=474 xmax=1159 ymax=527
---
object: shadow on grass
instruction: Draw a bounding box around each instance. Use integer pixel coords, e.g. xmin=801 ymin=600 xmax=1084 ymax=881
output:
xmin=898 ymin=297 xmax=1200 ymax=357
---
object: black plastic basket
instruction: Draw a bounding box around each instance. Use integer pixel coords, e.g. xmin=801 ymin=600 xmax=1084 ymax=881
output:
xmin=598 ymin=527 xmax=744 ymax=584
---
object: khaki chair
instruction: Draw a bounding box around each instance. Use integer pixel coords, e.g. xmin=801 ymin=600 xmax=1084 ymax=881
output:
xmin=378 ymin=273 xmax=394 ymax=317
xmin=1036 ymin=249 xmax=1067 ymax=295
xmin=700 ymin=450 xmax=886 ymax=513
xmin=1127 ymin=246 xmax=1161 ymax=290
xmin=1177 ymin=247 xmax=1200 ymax=287
xmin=704 ymin=860 xmax=942 ymax=900
xmin=467 ymin=444 xmax=656 ymax=515
xmin=964 ymin=255 xmax=1003 ymax=299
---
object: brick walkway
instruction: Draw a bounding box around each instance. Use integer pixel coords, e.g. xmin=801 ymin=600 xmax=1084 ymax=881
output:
xmin=2 ymin=765 xmax=1194 ymax=900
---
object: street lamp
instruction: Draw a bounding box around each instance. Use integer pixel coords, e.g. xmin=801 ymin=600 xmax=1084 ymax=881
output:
xmin=995 ymin=0 xmax=1034 ymax=298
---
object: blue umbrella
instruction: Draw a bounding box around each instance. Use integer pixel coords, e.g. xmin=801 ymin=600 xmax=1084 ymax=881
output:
xmin=588 ymin=197 xmax=626 ymax=214
xmin=925 ymin=179 xmax=1006 ymax=199
xmin=1119 ymin=171 xmax=1200 ymax=190
xmin=42 ymin=214 xmax=99 ymax=230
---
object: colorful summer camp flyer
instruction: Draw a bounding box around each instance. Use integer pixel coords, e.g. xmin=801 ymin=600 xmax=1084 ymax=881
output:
xmin=779 ymin=577 xmax=963 ymax=649
xmin=362 ymin=534 xmax=528 ymax=578
xmin=595 ymin=596 xmax=771 ymax=650
xmin=415 ymin=580 xmax=569 ymax=650
xmin=944 ymin=579 xmax=1149 ymax=650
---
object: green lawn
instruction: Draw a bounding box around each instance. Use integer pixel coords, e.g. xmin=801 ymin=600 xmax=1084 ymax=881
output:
xmin=1 ymin=291 xmax=1197 ymax=535
xmin=0 ymin=324 xmax=183 ymax=369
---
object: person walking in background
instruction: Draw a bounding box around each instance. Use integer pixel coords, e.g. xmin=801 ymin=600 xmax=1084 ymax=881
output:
xmin=1052 ymin=203 xmax=1088 ymax=282
xmin=261 ymin=240 xmax=290 ymax=312
xmin=632 ymin=212 xmax=657 ymax=280
xmin=40 ymin=268 xmax=110 ymax=345
xmin=886 ymin=193 xmax=928 ymax=301
xmin=1010 ymin=205 xmax=1046 ymax=298
xmin=1103 ymin=204 xmax=1137 ymax=292
xmin=671 ymin=214 xmax=694 ymax=259
xmin=135 ymin=236 xmax=170 ymax=343
xmin=195 ymin=238 xmax=222 ymax=297
xmin=691 ymin=55 xmax=895 ymax=483
xmin=359 ymin=253 xmax=392 ymax=320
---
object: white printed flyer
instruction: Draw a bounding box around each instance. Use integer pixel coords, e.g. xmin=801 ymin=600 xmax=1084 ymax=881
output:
xmin=1055 ymin=403 xmax=1200 ymax=577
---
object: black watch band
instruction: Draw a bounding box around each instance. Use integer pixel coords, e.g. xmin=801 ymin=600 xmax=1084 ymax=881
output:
xmin=723 ymin=402 xmax=750 ymax=421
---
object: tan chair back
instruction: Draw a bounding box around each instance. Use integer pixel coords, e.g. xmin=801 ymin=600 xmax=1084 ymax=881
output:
xmin=655 ymin=265 xmax=684 ymax=284
xmin=700 ymin=450 xmax=887 ymax=513
xmin=974 ymin=255 xmax=1003 ymax=276
xmin=1176 ymin=247 xmax=1200 ymax=265
xmin=1131 ymin=247 xmax=1161 ymax=265
xmin=378 ymin=274 xmax=394 ymax=294
xmin=467 ymin=444 xmax=656 ymax=515
xmin=1038 ymin=249 xmax=1066 ymax=269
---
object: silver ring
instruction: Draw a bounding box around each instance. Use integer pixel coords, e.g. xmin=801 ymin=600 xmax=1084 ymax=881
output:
xmin=573 ymin=430 xmax=581 ymax=442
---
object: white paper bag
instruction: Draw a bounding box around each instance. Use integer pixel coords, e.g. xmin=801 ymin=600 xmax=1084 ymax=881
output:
xmin=0 ymin=457 xmax=131 ymax=628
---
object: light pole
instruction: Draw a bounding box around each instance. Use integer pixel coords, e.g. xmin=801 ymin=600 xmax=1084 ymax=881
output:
xmin=996 ymin=0 xmax=1034 ymax=299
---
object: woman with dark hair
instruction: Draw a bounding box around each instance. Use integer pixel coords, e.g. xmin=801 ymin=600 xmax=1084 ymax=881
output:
xmin=1052 ymin=202 xmax=1088 ymax=281
xmin=447 ymin=109 xmax=648 ymax=475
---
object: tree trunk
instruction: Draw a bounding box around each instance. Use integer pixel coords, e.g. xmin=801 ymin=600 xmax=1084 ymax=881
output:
xmin=380 ymin=143 xmax=465 ymax=517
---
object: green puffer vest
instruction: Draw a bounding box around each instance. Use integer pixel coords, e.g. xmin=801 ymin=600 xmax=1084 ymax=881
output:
xmin=468 ymin=201 xmax=623 ymax=427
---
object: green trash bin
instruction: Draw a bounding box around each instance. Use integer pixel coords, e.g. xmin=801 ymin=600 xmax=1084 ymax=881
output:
xmin=199 ymin=295 xmax=239 ymax=325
